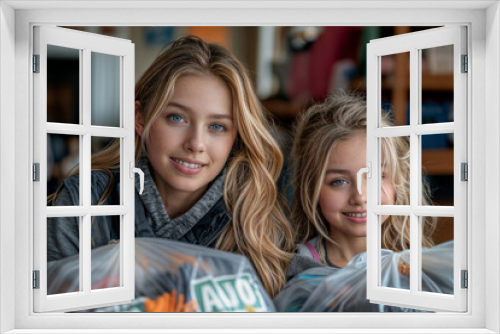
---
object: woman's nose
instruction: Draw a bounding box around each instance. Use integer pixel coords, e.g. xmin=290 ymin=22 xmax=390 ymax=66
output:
xmin=350 ymin=180 xmax=367 ymax=205
xmin=184 ymin=126 xmax=206 ymax=153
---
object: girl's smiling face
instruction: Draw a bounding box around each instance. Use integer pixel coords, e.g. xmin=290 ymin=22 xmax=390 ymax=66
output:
xmin=137 ymin=74 xmax=237 ymax=200
xmin=319 ymin=132 xmax=395 ymax=240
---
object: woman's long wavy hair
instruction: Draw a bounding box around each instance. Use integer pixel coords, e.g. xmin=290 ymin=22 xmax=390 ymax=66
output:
xmin=64 ymin=36 xmax=294 ymax=297
xmin=292 ymin=92 xmax=436 ymax=265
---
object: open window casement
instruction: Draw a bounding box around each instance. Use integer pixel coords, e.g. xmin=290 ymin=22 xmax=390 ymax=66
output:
xmin=33 ymin=26 xmax=136 ymax=312
xmin=366 ymin=26 xmax=467 ymax=312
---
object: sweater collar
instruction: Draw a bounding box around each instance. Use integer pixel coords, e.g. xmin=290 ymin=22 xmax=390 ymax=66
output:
xmin=135 ymin=157 xmax=226 ymax=240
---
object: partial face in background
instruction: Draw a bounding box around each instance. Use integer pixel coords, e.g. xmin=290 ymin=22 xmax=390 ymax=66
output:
xmin=319 ymin=132 xmax=396 ymax=239
xmin=136 ymin=74 xmax=237 ymax=197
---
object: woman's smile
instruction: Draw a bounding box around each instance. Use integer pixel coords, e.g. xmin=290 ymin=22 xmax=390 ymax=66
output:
xmin=170 ymin=157 xmax=207 ymax=175
xmin=342 ymin=211 xmax=367 ymax=223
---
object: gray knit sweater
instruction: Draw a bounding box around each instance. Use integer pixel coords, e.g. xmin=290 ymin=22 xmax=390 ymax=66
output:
xmin=47 ymin=157 xmax=231 ymax=261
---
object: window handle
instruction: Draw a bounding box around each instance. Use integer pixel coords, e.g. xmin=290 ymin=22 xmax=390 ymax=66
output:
xmin=130 ymin=162 xmax=144 ymax=195
xmin=357 ymin=162 xmax=371 ymax=195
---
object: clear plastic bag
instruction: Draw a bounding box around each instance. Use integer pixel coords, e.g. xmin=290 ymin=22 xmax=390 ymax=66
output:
xmin=47 ymin=238 xmax=275 ymax=312
xmin=274 ymin=241 xmax=454 ymax=312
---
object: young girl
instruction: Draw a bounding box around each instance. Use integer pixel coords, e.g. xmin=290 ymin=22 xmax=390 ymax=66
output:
xmin=274 ymin=92 xmax=452 ymax=312
xmin=47 ymin=36 xmax=294 ymax=297
xmin=291 ymin=92 xmax=436 ymax=268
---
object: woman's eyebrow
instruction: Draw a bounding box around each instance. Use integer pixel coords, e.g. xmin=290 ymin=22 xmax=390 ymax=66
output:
xmin=326 ymin=169 xmax=350 ymax=175
xmin=209 ymin=114 xmax=233 ymax=121
xmin=166 ymin=102 xmax=233 ymax=120
xmin=167 ymin=101 xmax=191 ymax=112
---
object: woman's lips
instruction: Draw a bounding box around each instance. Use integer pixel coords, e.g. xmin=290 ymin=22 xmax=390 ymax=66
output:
xmin=170 ymin=157 xmax=206 ymax=175
xmin=343 ymin=211 xmax=367 ymax=223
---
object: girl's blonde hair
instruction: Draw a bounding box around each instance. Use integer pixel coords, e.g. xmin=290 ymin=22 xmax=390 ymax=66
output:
xmin=83 ymin=36 xmax=293 ymax=297
xmin=292 ymin=92 xmax=436 ymax=264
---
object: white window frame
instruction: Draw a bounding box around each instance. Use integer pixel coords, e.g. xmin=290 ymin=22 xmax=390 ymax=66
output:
xmin=366 ymin=26 xmax=467 ymax=312
xmin=33 ymin=25 xmax=136 ymax=313
xmin=0 ymin=1 xmax=498 ymax=333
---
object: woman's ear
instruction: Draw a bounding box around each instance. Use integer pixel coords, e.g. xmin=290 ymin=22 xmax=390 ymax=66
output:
xmin=135 ymin=100 xmax=145 ymax=137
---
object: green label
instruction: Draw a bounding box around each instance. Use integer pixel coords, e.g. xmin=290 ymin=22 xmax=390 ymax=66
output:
xmin=191 ymin=274 xmax=266 ymax=312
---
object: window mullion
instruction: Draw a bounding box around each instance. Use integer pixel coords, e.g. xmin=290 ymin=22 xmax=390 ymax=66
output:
xmin=373 ymin=205 xmax=454 ymax=217
xmin=416 ymin=48 xmax=424 ymax=293
xmin=366 ymin=45 xmax=380 ymax=294
xmin=375 ymin=55 xmax=382 ymax=288
xmin=81 ymin=47 xmax=92 ymax=295
xmin=409 ymin=47 xmax=420 ymax=296
xmin=373 ymin=123 xmax=454 ymax=139
xmin=122 ymin=46 xmax=135 ymax=297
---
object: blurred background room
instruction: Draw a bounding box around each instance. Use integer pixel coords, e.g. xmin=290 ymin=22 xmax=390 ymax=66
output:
xmin=47 ymin=25 xmax=455 ymax=245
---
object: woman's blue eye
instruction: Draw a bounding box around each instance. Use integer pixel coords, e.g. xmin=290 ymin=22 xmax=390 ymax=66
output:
xmin=210 ymin=123 xmax=226 ymax=132
xmin=331 ymin=180 xmax=347 ymax=187
xmin=168 ymin=114 xmax=184 ymax=123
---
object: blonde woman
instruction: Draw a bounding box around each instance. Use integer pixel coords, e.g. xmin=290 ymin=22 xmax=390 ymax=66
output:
xmin=292 ymin=92 xmax=436 ymax=267
xmin=48 ymin=36 xmax=294 ymax=297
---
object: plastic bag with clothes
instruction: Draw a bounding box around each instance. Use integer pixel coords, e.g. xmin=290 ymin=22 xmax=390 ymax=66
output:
xmin=274 ymin=240 xmax=454 ymax=312
xmin=47 ymin=237 xmax=275 ymax=312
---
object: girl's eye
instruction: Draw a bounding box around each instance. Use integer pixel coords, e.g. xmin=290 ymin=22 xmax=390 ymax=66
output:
xmin=210 ymin=123 xmax=226 ymax=132
xmin=168 ymin=114 xmax=185 ymax=123
xmin=331 ymin=179 xmax=348 ymax=187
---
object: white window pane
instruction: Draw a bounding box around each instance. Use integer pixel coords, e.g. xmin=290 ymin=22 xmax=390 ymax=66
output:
xmin=47 ymin=134 xmax=80 ymax=203
xmin=421 ymin=45 xmax=454 ymax=125
xmin=47 ymin=44 xmax=80 ymax=124
xmin=421 ymin=134 xmax=454 ymax=206
xmin=421 ymin=216 xmax=454 ymax=295
xmin=91 ymin=215 xmax=121 ymax=290
xmin=91 ymin=137 xmax=121 ymax=205
xmin=381 ymin=136 xmax=410 ymax=206
xmin=380 ymin=52 xmax=410 ymax=126
xmin=91 ymin=52 xmax=121 ymax=127
xmin=380 ymin=215 xmax=410 ymax=290
xmin=47 ymin=216 xmax=81 ymax=295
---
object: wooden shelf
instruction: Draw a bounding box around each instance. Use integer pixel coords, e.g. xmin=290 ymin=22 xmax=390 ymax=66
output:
xmin=422 ymin=74 xmax=454 ymax=91
xmin=422 ymin=148 xmax=454 ymax=175
xmin=351 ymin=74 xmax=453 ymax=92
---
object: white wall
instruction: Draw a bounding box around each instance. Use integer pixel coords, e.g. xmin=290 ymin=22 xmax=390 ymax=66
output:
xmin=486 ymin=2 xmax=500 ymax=333
xmin=0 ymin=2 xmax=16 ymax=333
xmin=2 ymin=3 xmax=498 ymax=332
